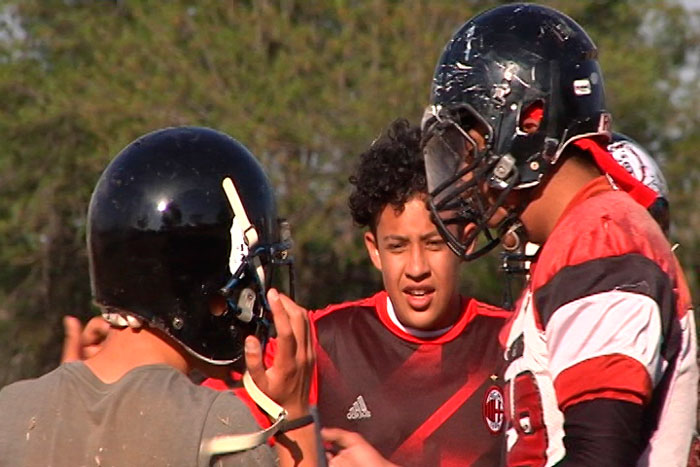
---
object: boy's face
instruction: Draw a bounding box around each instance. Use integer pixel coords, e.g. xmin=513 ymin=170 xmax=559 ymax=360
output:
xmin=364 ymin=195 xmax=462 ymax=330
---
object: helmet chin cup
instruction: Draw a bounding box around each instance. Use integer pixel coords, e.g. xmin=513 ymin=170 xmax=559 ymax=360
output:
xmin=236 ymin=288 xmax=256 ymax=323
xmin=219 ymin=261 xmax=264 ymax=325
xmin=490 ymin=154 xmax=517 ymax=189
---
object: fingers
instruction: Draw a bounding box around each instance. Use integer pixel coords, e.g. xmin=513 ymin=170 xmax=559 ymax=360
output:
xmin=62 ymin=316 xmax=110 ymax=363
xmin=83 ymin=316 xmax=110 ymax=345
xmin=244 ymin=288 xmax=314 ymax=421
xmin=321 ymin=428 xmax=360 ymax=450
xmin=61 ymin=316 xmax=83 ymax=363
xmin=279 ymin=293 xmax=313 ymax=365
xmin=268 ymin=288 xmax=297 ymax=370
xmin=278 ymin=292 xmax=308 ymax=315
xmin=244 ymin=335 xmax=265 ymax=387
xmin=81 ymin=316 xmax=110 ymax=359
xmin=279 ymin=293 xmax=313 ymax=361
xmin=322 ymin=428 xmax=395 ymax=467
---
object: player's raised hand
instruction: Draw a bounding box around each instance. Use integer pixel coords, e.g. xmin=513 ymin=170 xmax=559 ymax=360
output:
xmin=244 ymin=288 xmax=315 ymax=419
xmin=61 ymin=315 xmax=110 ymax=363
xmin=322 ymin=428 xmax=398 ymax=467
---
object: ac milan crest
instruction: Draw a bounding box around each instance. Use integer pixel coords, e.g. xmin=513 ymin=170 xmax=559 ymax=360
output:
xmin=483 ymin=386 xmax=504 ymax=434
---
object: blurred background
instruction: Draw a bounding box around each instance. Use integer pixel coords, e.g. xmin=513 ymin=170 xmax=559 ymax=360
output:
xmin=0 ymin=0 xmax=698 ymax=386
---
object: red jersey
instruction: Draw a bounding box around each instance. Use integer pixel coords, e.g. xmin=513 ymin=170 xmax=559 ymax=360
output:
xmin=312 ymin=291 xmax=509 ymax=467
xmin=501 ymin=177 xmax=698 ymax=466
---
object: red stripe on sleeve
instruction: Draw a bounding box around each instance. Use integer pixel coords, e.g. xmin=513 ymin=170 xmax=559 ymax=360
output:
xmin=554 ymin=354 xmax=652 ymax=411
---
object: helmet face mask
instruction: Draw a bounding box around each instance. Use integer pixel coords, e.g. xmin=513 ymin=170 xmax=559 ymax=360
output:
xmin=422 ymin=105 xmax=512 ymax=260
xmin=88 ymin=126 xmax=293 ymax=365
xmin=422 ymin=3 xmax=611 ymax=260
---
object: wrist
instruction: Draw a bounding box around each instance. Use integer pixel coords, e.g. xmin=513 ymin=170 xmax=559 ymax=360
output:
xmin=281 ymin=403 xmax=310 ymax=421
xmin=277 ymin=413 xmax=315 ymax=434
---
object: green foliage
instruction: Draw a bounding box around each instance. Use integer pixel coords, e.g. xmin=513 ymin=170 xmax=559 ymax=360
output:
xmin=0 ymin=0 xmax=697 ymax=385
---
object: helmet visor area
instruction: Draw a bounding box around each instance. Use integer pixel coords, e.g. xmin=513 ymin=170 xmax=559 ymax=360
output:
xmin=422 ymin=107 xmax=487 ymax=196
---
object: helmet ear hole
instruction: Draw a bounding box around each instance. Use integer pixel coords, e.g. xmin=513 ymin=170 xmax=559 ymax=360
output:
xmin=520 ymin=101 xmax=544 ymax=134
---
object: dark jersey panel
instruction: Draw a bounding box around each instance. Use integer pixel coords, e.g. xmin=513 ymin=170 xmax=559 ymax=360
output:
xmin=313 ymin=292 xmax=508 ymax=467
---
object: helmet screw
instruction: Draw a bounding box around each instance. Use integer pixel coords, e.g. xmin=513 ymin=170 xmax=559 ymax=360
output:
xmin=172 ymin=316 xmax=184 ymax=330
xmin=530 ymin=161 xmax=540 ymax=171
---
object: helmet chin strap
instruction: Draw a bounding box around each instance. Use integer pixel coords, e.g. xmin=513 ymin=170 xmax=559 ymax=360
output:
xmin=199 ymin=372 xmax=316 ymax=461
xmin=199 ymin=372 xmax=286 ymax=461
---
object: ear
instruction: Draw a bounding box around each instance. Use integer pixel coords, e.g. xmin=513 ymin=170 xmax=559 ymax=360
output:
xmin=208 ymin=295 xmax=227 ymax=317
xmin=461 ymin=223 xmax=477 ymax=256
xmin=364 ymin=231 xmax=383 ymax=271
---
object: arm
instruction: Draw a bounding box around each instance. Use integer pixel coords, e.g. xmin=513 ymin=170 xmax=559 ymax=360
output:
xmin=245 ymin=289 xmax=318 ymax=467
xmin=560 ymin=399 xmax=643 ymax=467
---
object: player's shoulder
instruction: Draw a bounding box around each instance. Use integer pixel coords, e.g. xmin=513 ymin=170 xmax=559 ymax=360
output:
xmin=462 ymin=298 xmax=511 ymax=342
xmin=469 ymin=297 xmax=511 ymax=321
xmin=310 ymin=291 xmax=384 ymax=323
xmin=0 ymin=362 xmax=90 ymax=402
xmin=451 ymin=297 xmax=509 ymax=353
xmin=556 ymin=188 xmax=651 ymax=240
xmin=536 ymin=190 xmax=668 ymax=283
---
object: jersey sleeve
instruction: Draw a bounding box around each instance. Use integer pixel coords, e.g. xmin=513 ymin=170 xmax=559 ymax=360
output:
xmin=533 ymin=214 xmax=677 ymax=411
xmin=544 ymin=284 xmax=661 ymax=409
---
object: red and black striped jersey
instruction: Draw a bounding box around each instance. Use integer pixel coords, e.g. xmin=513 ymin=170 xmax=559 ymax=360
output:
xmin=501 ymin=177 xmax=698 ymax=466
xmin=312 ymin=290 xmax=510 ymax=467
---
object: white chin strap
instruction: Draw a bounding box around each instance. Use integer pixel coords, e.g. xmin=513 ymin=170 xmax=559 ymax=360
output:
xmin=199 ymin=372 xmax=287 ymax=462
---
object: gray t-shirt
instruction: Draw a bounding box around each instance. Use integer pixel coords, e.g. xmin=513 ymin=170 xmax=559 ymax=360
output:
xmin=0 ymin=361 xmax=276 ymax=467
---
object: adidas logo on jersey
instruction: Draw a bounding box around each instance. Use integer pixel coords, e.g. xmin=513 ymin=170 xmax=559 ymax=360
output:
xmin=346 ymin=395 xmax=372 ymax=420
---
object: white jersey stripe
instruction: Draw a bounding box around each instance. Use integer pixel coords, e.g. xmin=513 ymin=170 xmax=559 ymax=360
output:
xmin=545 ymin=290 xmax=664 ymax=385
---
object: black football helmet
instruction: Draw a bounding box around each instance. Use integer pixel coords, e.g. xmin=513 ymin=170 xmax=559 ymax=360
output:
xmin=88 ymin=126 xmax=293 ymax=365
xmin=422 ymin=3 xmax=611 ymax=260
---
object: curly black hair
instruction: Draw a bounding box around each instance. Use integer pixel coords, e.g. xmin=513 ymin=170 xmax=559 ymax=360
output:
xmin=348 ymin=118 xmax=426 ymax=231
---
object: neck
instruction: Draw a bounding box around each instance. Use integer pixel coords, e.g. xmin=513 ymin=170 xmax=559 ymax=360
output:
xmin=84 ymin=326 xmax=191 ymax=383
xmin=520 ymin=154 xmax=601 ymax=243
